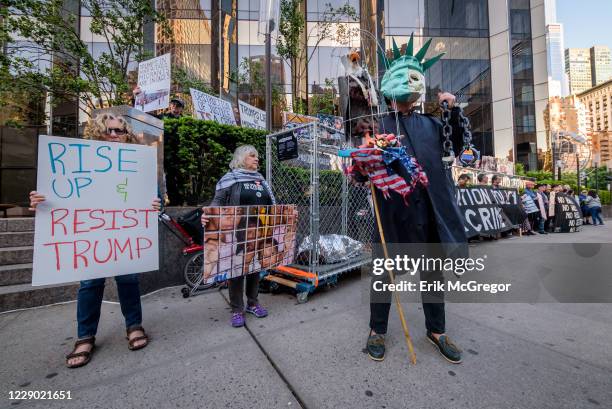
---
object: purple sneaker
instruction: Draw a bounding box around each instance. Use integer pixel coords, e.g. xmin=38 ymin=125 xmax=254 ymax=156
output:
xmin=245 ymin=304 xmax=268 ymax=318
xmin=231 ymin=312 xmax=245 ymax=327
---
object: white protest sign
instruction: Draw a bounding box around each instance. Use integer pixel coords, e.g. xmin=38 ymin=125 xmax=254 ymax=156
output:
xmin=238 ymin=100 xmax=266 ymax=130
xmin=190 ymin=88 xmax=237 ymax=125
xmin=32 ymin=135 xmax=159 ymax=286
xmin=135 ymin=53 xmax=171 ymax=113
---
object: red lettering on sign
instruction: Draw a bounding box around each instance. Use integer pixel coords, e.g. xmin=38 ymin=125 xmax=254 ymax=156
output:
xmin=122 ymin=209 xmax=139 ymax=229
xmin=43 ymin=241 xmax=72 ymax=270
xmin=51 ymin=209 xmax=69 ymax=236
xmin=73 ymin=209 xmax=91 ymax=234
xmin=104 ymin=210 xmax=122 ymax=231
xmin=73 ymin=240 xmax=91 ymax=268
xmin=136 ymin=237 xmax=153 ymax=258
xmin=138 ymin=209 xmax=157 ymax=228
xmin=89 ymin=209 xmax=106 ymax=231
xmin=113 ymin=238 xmax=133 ymax=261
xmin=93 ymin=238 xmax=113 ymax=264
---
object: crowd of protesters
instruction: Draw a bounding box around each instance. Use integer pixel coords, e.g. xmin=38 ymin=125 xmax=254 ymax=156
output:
xmin=457 ymin=173 xmax=605 ymax=239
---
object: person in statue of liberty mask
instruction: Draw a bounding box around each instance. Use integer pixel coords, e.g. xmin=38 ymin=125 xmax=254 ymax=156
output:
xmin=362 ymin=34 xmax=468 ymax=364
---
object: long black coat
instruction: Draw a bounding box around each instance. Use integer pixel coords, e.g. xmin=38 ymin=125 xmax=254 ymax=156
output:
xmin=373 ymin=109 xmax=467 ymax=257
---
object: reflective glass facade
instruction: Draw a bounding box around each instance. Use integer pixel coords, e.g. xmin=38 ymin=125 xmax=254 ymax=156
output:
xmin=509 ymin=0 xmax=538 ymax=170
xmin=156 ymin=0 xmax=213 ymax=85
xmin=7 ymin=0 xmax=547 ymax=170
xmin=384 ymin=0 xmax=493 ymax=156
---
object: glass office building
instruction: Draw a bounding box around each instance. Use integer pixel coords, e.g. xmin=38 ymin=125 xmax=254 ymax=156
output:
xmin=5 ymin=0 xmax=552 ymax=189
xmin=149 ymin=0 xmax=549 ymax=166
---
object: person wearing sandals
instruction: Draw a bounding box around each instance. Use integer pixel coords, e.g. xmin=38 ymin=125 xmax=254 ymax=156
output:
xmin=201 ymin=145 xmax=271 ymax=327
xmin=28 ymin=114 xmax=161 ymax=368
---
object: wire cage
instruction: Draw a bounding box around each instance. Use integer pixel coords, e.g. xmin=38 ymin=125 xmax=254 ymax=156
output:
xmin=264 ymin=122 xmax=374 ymax=300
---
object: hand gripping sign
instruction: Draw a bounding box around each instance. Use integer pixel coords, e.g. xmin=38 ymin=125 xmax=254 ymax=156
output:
xmin=32 ymin=135 xmax=159 ymax=286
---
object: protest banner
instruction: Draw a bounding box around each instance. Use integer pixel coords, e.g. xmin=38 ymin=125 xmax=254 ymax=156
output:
xmin=238 ymin=100 xmax=266 ymax=130
xmin=553 ymin=193 xmax=583 ymax=232
xmin=491 ymin=187 xmax=526 ymax=227
xmin=135 ymin=53 xmax=171 ymax=113
xmin=190 ymin=88 xmax=237 ymax=125
xmin=201 ymin=205 xmax=298 ymax=284
xmin=32 ymin=135 xmax=159 ymax=286
xmin=456 ymin=186 xmax=514 ymax=237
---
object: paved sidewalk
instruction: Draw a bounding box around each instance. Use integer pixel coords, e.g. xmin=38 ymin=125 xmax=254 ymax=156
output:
xmin=1 ymin=224 xmax=612 ymax=409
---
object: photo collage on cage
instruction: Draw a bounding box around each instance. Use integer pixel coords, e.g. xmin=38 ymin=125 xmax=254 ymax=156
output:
xmin=201 ymin=205 xmax=298 ymax=284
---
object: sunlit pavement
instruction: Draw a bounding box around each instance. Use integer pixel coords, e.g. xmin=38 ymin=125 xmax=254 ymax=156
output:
xmin=1 ymin=223 xmax=611 ymax=409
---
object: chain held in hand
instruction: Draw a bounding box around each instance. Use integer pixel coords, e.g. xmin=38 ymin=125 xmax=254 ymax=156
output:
xmin=440 ymin=101 xmax=480 ymax=168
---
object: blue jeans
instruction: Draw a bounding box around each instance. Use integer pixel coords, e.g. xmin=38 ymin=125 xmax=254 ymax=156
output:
xmin=590 ymin=207 xmax=604 ymax=225
xmin=76 ymin=274 xmax=142 ymax=339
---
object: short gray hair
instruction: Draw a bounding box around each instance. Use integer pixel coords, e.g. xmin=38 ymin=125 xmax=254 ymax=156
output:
xmin=229 ymin=145 xmax=259 ymax=170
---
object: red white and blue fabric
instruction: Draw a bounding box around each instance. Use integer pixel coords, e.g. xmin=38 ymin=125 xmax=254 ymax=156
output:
xmin=347 ymin=138 xmax=428 ymax=204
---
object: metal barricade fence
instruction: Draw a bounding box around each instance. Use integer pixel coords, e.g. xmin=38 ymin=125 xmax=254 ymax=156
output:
xmin=265 ymin=123 xmax=374 ymax=284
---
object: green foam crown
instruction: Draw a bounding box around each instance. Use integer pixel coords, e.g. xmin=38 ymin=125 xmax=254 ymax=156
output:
xmin=379 ymin=34 xmax=445 ymax=101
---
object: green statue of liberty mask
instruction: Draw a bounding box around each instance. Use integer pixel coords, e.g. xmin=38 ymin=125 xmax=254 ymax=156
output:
xmin=380 ymin=34 xmax=445 ymax=104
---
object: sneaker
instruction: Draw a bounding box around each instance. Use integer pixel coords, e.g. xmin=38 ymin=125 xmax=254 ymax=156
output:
xmin=231 ymin=312 xmax=245 ymax=327
xmin=245 ymin=304 xmax=268 ymax=318
xmin=538 ymin=230 xmax=548 ymax=235
xmin=366 ymin=332 xmax=385 ymax=361
xmin=427 ymin=332 xmax=462 ymax=364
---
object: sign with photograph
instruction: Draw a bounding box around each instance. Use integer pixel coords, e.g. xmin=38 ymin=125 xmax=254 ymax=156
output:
xmin=201 ymin=205 xmax=298 ymax=284
xmin=238 ymin=100 xmax=266 ymax=130
xmin=190 ymin=88 xmax=237 ymax=125
xmin=135 ymin=53 xmax=171 ymax=113
xmin=32 ymin=135 xmax=159 ymax=286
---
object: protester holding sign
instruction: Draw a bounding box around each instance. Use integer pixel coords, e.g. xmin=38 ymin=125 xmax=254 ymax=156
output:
xmin=29 ymin=114 xmax=161 ymax=369
xmin=201 ymin=145 xmax=273 ymax=327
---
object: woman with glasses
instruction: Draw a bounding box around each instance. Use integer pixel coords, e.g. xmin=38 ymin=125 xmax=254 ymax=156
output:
xmin=28 ymin=113 xmax=161 ymax=368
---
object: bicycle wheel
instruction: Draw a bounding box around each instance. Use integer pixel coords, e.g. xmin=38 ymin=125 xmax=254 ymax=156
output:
xmin=183 ymin=251 xmax=215 ymax=290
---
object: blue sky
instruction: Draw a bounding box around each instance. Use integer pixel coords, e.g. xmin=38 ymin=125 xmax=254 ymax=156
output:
xmin=557 ymin=0 xmax=612 ymax=50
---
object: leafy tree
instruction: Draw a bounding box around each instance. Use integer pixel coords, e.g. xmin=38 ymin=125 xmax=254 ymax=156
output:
xmin=276 ymin=0 xmax=357 ymax=114
xmin=308 ymin=78 xmax=337 ymax=115
xmin=0 ymin=0 xmax=171 ymax=122
xmin=173 ymin=66 xmax=217 ymax=97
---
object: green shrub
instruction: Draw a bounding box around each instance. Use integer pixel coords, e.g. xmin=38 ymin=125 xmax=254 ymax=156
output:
xmin=164 ymin=117 xmax=267 ymax=205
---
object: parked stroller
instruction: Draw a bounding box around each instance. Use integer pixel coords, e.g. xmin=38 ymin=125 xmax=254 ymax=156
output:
xmin=158 ymin=209 xmax=216 ymax=296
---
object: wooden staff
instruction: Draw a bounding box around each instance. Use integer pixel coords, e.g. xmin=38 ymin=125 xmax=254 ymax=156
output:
xmin=370 ymin=183 xmax=417 ymax=364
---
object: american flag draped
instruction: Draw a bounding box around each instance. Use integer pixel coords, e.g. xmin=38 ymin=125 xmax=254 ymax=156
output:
xmin=345 ymin=134 xmax=428 ymax=204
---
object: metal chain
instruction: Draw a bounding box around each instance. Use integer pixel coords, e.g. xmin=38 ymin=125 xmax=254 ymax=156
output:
xmin=457 ymin=108 xmax=473 ymax=149
xmin=440 ymin=101 xmax=479 ymax=167
xmin=440 ymin=101 xmax=455 ymax=168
